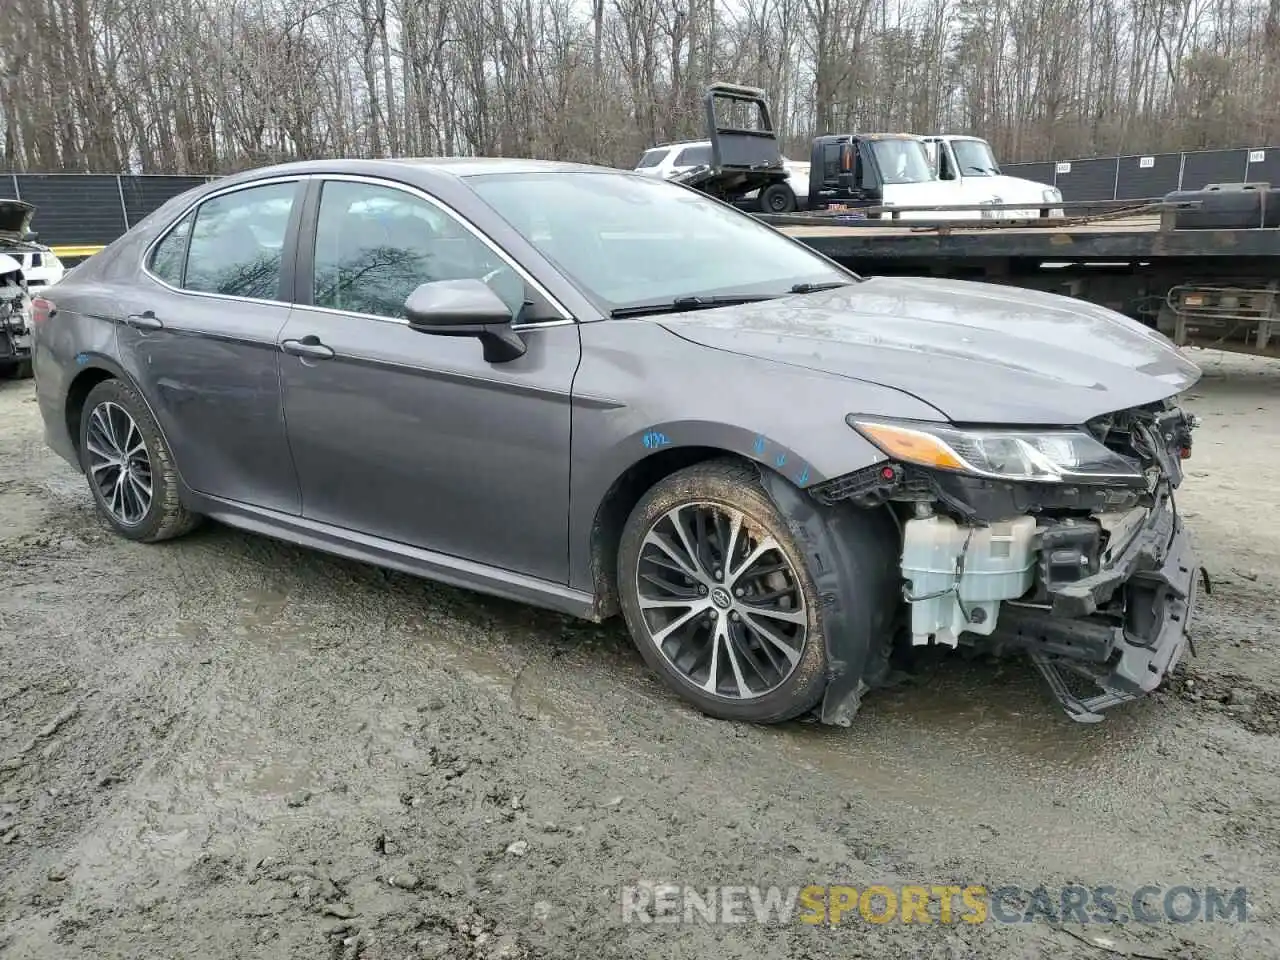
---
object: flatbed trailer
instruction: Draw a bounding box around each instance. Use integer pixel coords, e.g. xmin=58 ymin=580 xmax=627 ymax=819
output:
xmin=762 ymin=198 xmax=1280 ymax=359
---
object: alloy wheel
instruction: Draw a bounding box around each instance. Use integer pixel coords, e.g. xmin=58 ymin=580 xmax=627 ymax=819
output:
xmin=85 ymin=401 xmax=153 ymax=526
xmin=635 ymin=502 xmax=808 ymax=700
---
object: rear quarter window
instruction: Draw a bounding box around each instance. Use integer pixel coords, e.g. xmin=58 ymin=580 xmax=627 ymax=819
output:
xmin=673 ymin=146 xmax=712 ymax=167
xmin=636 ymin=149 xmax=668 ymax=169
xmin=148 ymin=211 xmax=194 ymax=286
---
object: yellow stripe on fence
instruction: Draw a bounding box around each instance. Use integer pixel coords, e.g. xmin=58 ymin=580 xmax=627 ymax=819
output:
xmin=50 ymin=245 xmax=106 ymax=259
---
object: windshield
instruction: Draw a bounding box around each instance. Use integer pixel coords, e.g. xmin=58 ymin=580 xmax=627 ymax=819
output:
xmin=869 ymin=140 xmax=935 ymax=184
xmin=466 ymin=172 xmax=850 ymax=313
xmin=951 ymin=139 xmax=1001 ymax=176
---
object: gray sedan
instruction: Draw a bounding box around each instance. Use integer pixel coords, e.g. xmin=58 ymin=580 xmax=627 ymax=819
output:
xmin=30 ymin=157 xmax=1204 ymax=726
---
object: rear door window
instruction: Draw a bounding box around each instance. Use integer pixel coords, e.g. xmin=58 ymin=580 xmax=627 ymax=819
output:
xmin=182 ymin=181 xmax=299 ymax=300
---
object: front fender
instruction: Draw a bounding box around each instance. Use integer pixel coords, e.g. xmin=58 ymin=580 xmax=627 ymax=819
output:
xmin=567 ymin=319 xmax=945 ymax=595
xmin=625 ymin=419 xmax=861 ymax=489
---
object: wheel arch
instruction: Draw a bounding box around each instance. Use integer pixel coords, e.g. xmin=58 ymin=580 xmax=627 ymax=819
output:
xmin=588 ymin=445 xmax=741 ymax=619
xmin=63 ymin=356 xmax=173 ymax=471
xmin=579 ymin=418 xmax=877 ymax=618
xmin=64 ymin=359 xmax=126 ymax=463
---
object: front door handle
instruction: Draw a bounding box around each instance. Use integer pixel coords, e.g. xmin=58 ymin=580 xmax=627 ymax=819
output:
xmin=281 ymin=336 xmax=335 ymax=360
xmin=125 ymin=311 xmax=164 ymax=331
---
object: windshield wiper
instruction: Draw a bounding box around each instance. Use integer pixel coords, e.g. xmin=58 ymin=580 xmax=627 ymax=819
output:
xmin=789 ymin=281 xmax=854 ymax=294
xmin=609 ymin=294 xmax=777 ymax=319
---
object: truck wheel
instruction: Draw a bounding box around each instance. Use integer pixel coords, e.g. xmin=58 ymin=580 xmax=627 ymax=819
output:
xmin=760 ymin=183 xmax=797 ymax=214
xmin=616 ymin=457 xmax=896 ymax=724
xmin=78 ymin=378 xmax=201 ymax=543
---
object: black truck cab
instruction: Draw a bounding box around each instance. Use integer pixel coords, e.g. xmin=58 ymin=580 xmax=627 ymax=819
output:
xmin=806 ymin=133 xmax=936 ymax=212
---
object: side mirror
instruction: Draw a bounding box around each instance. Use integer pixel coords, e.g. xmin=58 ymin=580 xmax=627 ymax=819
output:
xmin=22 ymin=231 xmax=37 ymax=242
xmin=404 ymin=278 xmax=526 ymax=363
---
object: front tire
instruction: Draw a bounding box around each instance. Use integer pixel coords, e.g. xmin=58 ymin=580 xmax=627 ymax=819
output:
xmin=617 ymin=458 xmax=829 ymax=723
xmin=78 ymin=378 xmax=201 ymax=542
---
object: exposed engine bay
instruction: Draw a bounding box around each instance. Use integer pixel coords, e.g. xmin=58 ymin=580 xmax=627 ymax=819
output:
xmin=0 ymin=252 xmax=32 ymax=372
xmin=814 ymin=401 xmax=1204 ymax=722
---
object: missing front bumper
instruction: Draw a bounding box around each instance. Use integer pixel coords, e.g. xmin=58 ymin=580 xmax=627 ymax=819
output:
xmin=987 ymin=511 xmax=1200 ymax=722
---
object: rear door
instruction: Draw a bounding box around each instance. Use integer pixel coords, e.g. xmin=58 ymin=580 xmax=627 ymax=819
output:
xmin=114 ymin=178 xmax=304 ymax=513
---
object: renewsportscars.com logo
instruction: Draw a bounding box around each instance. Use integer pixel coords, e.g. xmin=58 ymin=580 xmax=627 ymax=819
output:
xmin=618 ymin=883 xmax=1250 ymax=926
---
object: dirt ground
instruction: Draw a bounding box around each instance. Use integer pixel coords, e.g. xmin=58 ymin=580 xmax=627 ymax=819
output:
xmin=1 ymin=350 xmax=1278 ymax=960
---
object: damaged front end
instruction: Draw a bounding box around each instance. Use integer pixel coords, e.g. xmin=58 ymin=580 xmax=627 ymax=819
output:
xmin=816 ymin=402 xmax=1204 ymax=723
xmin=0 ymin=253 xmax=32 ymax=368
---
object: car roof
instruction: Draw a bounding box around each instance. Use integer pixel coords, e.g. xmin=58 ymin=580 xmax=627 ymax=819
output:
xmin=210 ymin=156 xmax=622 ymax=192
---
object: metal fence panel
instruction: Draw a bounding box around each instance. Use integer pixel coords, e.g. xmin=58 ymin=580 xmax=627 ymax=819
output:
xmin=13 ymin=174 xmax=128 ymax=247
xmin=1244 ymin=147 xmax=1280 ymax=188
xmin=119 ymin=175 xmax=212 ymax=228
xmin=1002 ymin=161 xmax=1056 ymax=186
xmin=1180 ymin=149 xmax=1250 ymax=191
xmin=1115 ymin=153 xmax=1181 ymax=200
xmin=1049 ymin=157 xmax=1119 ymax=202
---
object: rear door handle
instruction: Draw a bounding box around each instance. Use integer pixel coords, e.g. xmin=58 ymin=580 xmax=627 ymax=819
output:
xmin=281 ymin=336 xmax=335 ymax=360
xmin=125 ymin=311 xmax=164 ymax=331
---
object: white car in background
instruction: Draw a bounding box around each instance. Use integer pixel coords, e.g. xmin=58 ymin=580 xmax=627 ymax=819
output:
xmin=0 ymin=199 xmax=66 ymax=292
xmin=633 ymin=140 xmax=812 ymax=207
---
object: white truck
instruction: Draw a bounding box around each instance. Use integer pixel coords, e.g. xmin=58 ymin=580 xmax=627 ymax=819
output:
xmin=919 ymin=135 xmax=1064 ymax=217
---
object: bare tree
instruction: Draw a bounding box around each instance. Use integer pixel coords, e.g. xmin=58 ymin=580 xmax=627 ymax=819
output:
xmin=2 ymin=0 xmax=1279 ymax=173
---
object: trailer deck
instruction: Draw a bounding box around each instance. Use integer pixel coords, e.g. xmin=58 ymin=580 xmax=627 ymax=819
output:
xmin=771 ymin=214 xmax=1280 ymax=263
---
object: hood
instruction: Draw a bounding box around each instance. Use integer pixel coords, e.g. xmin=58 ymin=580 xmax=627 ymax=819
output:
xmin=657 ymin=276 xmax=1200 ymax=424
xmin=0 ymin=200 xmax=35 ymax=243
xmin=985 ymin=174 xmax=1056 ymax=201
xmin=881 ymin=180 xmax=987 ymax=220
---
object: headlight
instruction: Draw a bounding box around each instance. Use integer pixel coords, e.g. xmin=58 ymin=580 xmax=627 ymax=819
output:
xmin=848 ymin=417 xmax=1144 ymax=484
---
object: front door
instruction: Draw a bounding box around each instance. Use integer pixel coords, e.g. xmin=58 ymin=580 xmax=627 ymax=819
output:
xmin=277 ymin=177 xmax=580 ymax=583
xmin=115 ymin=178 xmax=304 ymax=513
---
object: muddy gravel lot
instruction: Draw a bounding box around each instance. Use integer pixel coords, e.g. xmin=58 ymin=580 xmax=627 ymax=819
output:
xmin=1 ymin=350 xmax=1279 ymax=959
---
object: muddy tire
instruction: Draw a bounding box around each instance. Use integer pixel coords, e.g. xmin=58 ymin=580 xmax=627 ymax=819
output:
xmin=617 ymin=457 xmax=835 ymax=723
xmin=0 ymin=359 xmax=32 ymax=379
xmin=78 ymin=378 xmax=201 ymax=543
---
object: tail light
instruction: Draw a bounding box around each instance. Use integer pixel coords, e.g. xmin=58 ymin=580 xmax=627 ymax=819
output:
xmin=31 ymin=297 xmax=54 ymax=325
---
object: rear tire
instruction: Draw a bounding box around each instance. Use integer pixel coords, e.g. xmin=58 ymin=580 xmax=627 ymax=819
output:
xmin=760 ymin=183 xmax=797 ymax=214
xmin=616 ymin=458 xmax=828 ymax=723
xmin=78 ymin=378 xmax=201 ymax=543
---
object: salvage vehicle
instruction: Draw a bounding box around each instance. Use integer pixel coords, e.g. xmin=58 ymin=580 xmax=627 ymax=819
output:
xmin=0 ymin=200 xmax=60 ymax=378
xmin=30 ymin=157 xmax=1202 ymax=725
xmin=0 ymin=199 xmax=66 ymax=291
xmin=0 ymin=253 xmax=32 ymax=379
